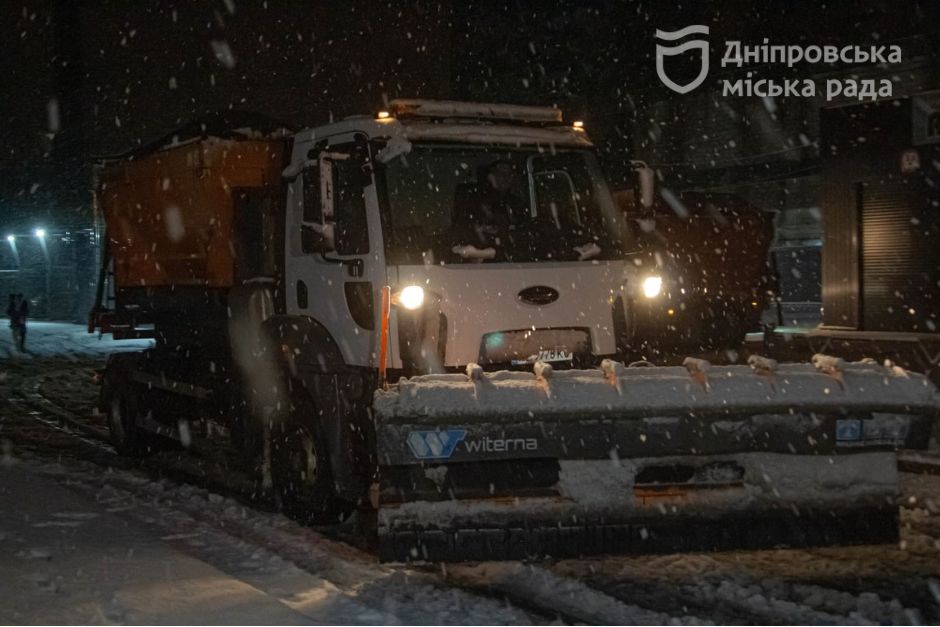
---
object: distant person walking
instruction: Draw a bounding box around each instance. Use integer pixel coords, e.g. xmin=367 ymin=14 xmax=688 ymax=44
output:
xmin=6 ymin=293 xmax=27 ymax=352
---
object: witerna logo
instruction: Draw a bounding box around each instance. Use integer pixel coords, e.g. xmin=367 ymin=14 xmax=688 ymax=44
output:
xmin=655 ymin=25 xmax=710 ymax=94
xmin=407 ymin=430 xmax=538 ymax=460
xmin=407 ymin=429 xmax=466 ymax=459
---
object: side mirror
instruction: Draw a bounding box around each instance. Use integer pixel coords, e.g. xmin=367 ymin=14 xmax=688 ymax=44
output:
xmin=319 ymin=154 xmax=337 ymax=223
xmin=631 ymin=160 xmax=656 ymax=210
xmin=301 ymin=222 xmax=335 ymax=254
xmin=298 ymin=151 xmax=347 ymax=255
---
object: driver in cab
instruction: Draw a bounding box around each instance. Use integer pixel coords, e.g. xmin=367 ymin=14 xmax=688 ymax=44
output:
xmin=451 ymin=160 xmax=526 ymax=261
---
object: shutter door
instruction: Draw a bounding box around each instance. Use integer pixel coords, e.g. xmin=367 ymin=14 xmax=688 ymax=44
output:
xmin=860 ymin=181 xmax=939 ymax=332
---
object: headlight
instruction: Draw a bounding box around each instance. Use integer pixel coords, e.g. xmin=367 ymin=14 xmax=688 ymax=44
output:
xmin=397 ymin=285 xmax=425 ymax=310
xmin=642 ymin=276 xmax=663 ymax=298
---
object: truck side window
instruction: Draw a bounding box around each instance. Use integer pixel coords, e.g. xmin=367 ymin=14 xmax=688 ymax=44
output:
xmin=333 ymin=157 xmax=370 ymax=255
xmin=299 ymin=146 xmax=370 ymax=256
xmin=302 ymin=168 xmax=322 ymax=223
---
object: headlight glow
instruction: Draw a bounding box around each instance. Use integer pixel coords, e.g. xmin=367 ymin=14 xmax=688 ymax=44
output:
xmin=397 ymin=285 xmax=425 ymax=310
xmin=642 ymin=276 xmax=663 ymax=298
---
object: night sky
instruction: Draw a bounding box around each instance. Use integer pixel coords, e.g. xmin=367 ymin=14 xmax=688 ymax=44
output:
xmin=1 ymin=1 xmax=458 ymax=230
xmin=1 ymin=0 xmax=938 ymax=231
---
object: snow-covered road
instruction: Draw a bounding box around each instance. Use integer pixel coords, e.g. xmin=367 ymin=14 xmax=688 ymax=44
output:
xmin=2 ymin=323 xmax=940 ymax=624
xmin=0 ymin=462 xmax=317 ymax=624
xmin=1 ymin=455 xmax=547 ymax=625
xmin=0 ymin=320 xmax=153 ymax=360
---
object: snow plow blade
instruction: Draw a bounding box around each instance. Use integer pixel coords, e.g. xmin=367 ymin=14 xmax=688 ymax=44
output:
xmin=371 ymin=358 xmax=938 ymax=562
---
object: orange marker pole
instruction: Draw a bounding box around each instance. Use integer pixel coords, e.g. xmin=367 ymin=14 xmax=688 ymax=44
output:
xmin=378 ymin=285 xmax=391 ymax=389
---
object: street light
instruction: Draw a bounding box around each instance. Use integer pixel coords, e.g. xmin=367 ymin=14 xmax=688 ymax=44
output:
xmin=5 ymin=234 xmax=13 ymax=244
xmin=34 ymin=228 xmax=46 ymax=239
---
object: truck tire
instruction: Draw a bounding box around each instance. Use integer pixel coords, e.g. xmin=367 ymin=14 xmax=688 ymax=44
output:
xmin=270 ymin=397 xmax=349 ymax=524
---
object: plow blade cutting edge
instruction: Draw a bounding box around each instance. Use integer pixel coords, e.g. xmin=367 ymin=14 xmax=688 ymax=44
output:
xmin=371 ymin=358 xmax=938 ymax=562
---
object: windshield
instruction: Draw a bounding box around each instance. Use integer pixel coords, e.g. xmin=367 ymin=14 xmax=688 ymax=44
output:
xmin=380 ymin=144 xmax=632 ymax=265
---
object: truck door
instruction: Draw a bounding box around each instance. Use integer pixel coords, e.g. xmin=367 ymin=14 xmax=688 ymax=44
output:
xmin=285 ymin=138 xmax=385 ymax=367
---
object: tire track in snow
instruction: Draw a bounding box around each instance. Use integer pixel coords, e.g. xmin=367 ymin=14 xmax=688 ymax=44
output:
xmin=15 ymin=398 xmax=114 ymax=452
xmin=442 ymin=562 xmax=710 ymax=625
xmin=665 ymin=578 xmax=909 ymax=625
xmin=550 ymin=558 xmax=921 ymax=625
xmin=4 ymin=363 xmax=118 ymax=459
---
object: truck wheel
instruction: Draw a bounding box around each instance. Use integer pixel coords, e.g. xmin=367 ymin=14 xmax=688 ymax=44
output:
xmin=270 ymin=420 xmax=347 ymax=524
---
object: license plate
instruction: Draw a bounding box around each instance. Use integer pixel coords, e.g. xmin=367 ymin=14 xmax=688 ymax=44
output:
xmin=482 ymin=329 xmax=590 ymax=367
xmin=531 ymin=349 xmax=573 ymax=363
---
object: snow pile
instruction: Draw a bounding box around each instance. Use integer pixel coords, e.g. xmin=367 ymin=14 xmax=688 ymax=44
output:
xmin=402 ymin=121 xmax=591 ymax=149
xmin=389 ymin=99 xmax=563 ymax=123
xmin=375 ymin=362 xmax=938 ymax=422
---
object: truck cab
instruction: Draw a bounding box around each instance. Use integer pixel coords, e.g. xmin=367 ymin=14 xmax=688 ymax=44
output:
xmin=282 ymin=99 xmax=649 ymax=376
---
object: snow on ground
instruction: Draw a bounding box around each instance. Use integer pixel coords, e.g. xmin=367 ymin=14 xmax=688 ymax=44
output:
xmin=5 ymin=440 xmax=937 ymax=625
xmin=0 ymin=462 xmax=313 ymax=624
xmin=0 ymin=453 xmax=543 ymax=625
xmin=444 ymin=562 xmax=707 ymax=625
xmin=0 ymin=321 xmax=153 ymax=360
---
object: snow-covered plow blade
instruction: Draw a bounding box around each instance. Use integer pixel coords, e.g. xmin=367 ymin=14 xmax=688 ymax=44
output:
xmin=372 ymin=358 xmax=937 ymax=562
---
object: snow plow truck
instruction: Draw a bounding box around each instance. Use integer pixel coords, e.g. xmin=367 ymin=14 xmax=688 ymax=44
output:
xmin=90 ymin=100 xmax=937 ymax=562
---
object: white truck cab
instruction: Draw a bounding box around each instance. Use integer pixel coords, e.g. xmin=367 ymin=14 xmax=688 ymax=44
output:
xmin=283 ymin=99 xmax=648 ymax=375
